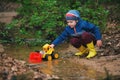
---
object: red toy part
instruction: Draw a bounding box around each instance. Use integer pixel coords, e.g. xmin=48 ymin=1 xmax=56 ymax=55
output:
xmin=29 ymin=52 xmax=42 ymax=63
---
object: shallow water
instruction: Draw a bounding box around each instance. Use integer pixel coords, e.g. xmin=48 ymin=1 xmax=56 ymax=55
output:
xmin=5 ymin=45 xmax=105 ymax=80
xmin=36 ymin=59 xmax=104 ymax=80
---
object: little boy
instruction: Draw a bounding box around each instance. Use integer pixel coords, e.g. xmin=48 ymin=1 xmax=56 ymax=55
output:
xmin=50 ymin=10 xmax=102 ymax=58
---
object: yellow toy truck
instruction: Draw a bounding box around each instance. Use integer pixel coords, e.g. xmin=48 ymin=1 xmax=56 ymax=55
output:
xmin=40 ymin=44 xmax=59 ymax=61
xmin=29 ymin=44 xmax=59 ymax=63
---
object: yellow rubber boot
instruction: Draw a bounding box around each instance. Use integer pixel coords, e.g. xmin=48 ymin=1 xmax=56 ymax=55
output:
xmin=86 ymin=41 xmax=97 ymax=58
xmin=75 ymin=45 xmax=88 ymax=56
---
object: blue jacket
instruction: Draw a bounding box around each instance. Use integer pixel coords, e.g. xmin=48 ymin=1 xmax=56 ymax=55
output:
xmin=52 ymin=19 xmax=102 ymax=46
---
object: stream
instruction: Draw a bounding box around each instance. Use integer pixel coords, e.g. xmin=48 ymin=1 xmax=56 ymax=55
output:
xmin=32 ymin=59 xmax=104 ymax=80
xmin=4 ymin=45 xmax=105 ymax=80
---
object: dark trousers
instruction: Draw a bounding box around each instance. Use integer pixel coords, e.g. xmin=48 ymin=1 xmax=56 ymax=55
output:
xmin=70 ymin=32 xmax=96 ymax=48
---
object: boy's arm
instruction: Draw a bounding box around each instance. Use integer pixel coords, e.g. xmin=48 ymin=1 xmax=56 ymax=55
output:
xmin=51 ymin=28 xmax=69 ymax=47
xmin=83 ymin=21 xmax=102 ymax=47
xmin=83 ymin=21 xmax=102 ymax=40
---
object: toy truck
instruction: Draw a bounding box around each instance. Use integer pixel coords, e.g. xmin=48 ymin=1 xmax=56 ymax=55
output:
xmin=41 ymin=44 xmax=59 ymax=61
xmin=29 ymin=44 xmax=59 ymax=63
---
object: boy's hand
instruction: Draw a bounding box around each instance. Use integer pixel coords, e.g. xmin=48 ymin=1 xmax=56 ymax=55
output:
xmin=96 ymin=40 xmax=102 ymax=48
xmin=49 ymin=44 xmax=55 ymax=48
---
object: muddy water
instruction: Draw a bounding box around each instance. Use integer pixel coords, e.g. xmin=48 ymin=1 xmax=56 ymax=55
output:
xmin=35 ymin=59 xmax=104 ymax=80
xmin=5 ymin=45 xmax=105 ymax=80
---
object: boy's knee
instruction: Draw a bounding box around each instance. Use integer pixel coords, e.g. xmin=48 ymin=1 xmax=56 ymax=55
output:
xmin=81 ymin=32 xmax=91 ymax=39
xmin=70 ymin=38 xmax=81 ymax=48
xmin=81 ymin=32 xmax=96 ymax=44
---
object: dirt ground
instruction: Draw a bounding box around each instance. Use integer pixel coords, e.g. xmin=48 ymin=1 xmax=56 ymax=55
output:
xmin=58 ymin=44 xmax=120 ymax=76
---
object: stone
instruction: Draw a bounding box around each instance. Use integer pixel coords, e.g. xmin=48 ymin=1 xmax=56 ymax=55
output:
xmin=0 ymin=44 xmax=4 ymax=53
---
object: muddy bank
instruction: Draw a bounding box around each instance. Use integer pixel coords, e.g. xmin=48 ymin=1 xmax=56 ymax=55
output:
xmin=58 ymin=44 xmax=120 ymax=77
xmin=70 ymin=55 xmax=120 ymax=76
xmin=0 ymin=44 xmax=60 ymax=80
xmin=0 ymin=52 xmax=61 ymax=80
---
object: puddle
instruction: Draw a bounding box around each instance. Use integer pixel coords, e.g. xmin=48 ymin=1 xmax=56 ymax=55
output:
xmin=5 ymin=45 xmax=105 ymax=80
xmin=29 ymin=59 xmax=105 ymax=80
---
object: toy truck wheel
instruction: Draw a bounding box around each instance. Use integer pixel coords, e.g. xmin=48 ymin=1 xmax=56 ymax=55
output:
xmin=45 ymin=55 xmax=52 ymax=61
xmin=52 ymin=53 xmax=59 ymax=59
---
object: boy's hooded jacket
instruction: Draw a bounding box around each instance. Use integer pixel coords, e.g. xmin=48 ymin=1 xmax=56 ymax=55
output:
xmin=52 ymin=10 xmax=102 ymax=46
